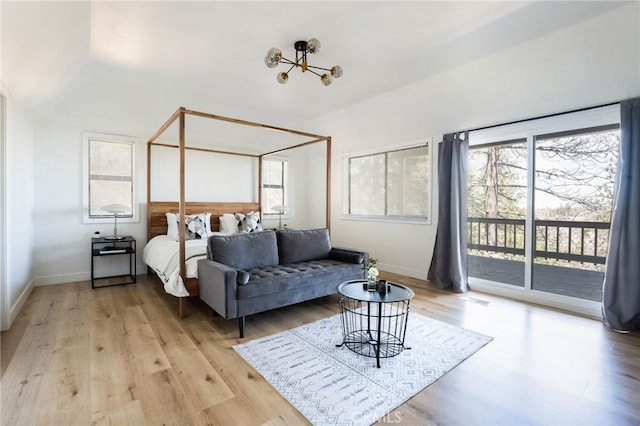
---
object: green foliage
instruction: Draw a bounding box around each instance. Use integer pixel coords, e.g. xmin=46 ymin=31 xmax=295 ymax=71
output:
xmin=363 ymin=257 xmax=378 ymax=272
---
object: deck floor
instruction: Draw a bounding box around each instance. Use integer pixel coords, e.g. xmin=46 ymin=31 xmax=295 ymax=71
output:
xmin=468 ymin=255 xmax=604 ymax=302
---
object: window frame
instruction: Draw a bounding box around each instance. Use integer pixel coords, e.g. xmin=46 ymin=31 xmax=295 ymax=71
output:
xmin=342 ymin=140 xmax=432 ymax=223
xmin=261 ymin=158 xmax=289 ymax=216
xmin=82 ymin=132 xmax=139 ymax=224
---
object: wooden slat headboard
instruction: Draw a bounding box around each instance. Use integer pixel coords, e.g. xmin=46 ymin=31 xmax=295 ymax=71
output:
xmin=148 ymin=201 xmax=261 ymax=240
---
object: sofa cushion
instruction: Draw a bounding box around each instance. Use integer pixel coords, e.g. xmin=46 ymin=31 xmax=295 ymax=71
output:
xmin=208 ymin=230 xmax=278 ymax=270
xmin=277 ymin=228 xmax=332 ymax=264
xmin=236 ymin=259 xmax=363 ymax=299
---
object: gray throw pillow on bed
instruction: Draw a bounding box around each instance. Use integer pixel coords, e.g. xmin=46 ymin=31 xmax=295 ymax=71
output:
xmin=208 ymin=230 xmax=278 ymax=271
xmin=277 ymin=228 xmax=332 ymax=264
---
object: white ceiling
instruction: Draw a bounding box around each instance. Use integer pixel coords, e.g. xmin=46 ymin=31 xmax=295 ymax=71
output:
xmin=1 ymin=1 xmax=632 ymax=148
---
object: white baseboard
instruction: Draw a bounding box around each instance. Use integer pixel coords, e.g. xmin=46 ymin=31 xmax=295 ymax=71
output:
xmin=378 ymin=263 xmax=427 ymax=281
xmin=10 ymin=277 xmax=34 ymax=326
xmin=34 ymin=269 xmax=147 ymax=287
xmin=470 ymin=278 xmax=603 ymax=319
xmin=34 ymin=272 xmax=90 ymax=286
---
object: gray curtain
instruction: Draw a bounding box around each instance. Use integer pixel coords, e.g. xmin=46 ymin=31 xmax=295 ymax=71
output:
xmin=428 ymin=132 xmax=469 ymax=292
xmin=602 ymin=98 xmax=640 ymax=331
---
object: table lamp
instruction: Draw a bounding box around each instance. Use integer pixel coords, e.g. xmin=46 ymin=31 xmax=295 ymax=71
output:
xmin=271 ymin=205 xmax=288 ymax=229
xmin=102 ymin=204 xmax=131 ymax=240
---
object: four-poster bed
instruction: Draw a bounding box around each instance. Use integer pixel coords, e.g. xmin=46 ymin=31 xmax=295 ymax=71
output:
xmin=145 ymin=107 xmax=332 ymax=316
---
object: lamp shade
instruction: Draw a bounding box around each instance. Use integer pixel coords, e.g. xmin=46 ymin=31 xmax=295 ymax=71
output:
xmin=102 ymin=204 xmax=131 ymax=214
xmin=271 ymin=205 xmax=288 ymax=213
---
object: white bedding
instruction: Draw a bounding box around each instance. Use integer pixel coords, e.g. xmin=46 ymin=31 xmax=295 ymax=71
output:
xmin=143 ymin=235 xmax=216 ymax=297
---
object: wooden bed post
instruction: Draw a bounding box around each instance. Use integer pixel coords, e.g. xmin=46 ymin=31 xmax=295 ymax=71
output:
xmin=178 ymin=107 xmax=187 ymax=317
xmin=146 ymin=140 xmax=152 ymax=243
xmin=258 ymin=157 xmax=263 ymax=215
xmin=326 ymin=137 xmax=331 ymax=232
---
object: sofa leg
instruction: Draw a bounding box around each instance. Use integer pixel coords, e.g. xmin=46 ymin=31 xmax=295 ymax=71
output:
xmin=238 ymin=316 xmax=245 ymax=338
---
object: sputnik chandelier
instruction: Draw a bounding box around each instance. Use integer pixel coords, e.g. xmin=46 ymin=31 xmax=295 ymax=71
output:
xmin=264 ymin=38 xmax=343 ymax=86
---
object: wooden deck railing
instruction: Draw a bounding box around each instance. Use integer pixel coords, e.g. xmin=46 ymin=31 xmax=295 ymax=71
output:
xmin=467 ymin=217 xmax=610 ymax=265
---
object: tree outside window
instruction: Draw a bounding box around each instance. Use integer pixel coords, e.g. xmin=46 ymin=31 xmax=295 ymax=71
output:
xmin=83 ymin=132 xmax=137 ymax=222
xmin=262 ymin=159 xmax=288 ymax=214
xmin=346 ymin=145 xmax=429 ymax=220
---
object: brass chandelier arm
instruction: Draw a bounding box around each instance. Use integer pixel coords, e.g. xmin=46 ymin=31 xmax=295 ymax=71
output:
xmin=279 ymin=58 xmax=298 ymax=66
xmin=279 ymin=57 xmax=331 ymax=76
xmin=279 ymin=60 xmax=296 ymax=74
xmin=299 ymin=68 xmax=323 ymax=78
xmin=304 ymin=64 xmax=333 ymax=72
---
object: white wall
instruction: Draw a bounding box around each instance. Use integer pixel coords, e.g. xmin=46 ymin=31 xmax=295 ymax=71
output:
xmin=33 ymin=125 xmax=149 ymax=285
xmin=280 ymin=143 xmax=328 ymax=230
xmin=150 ymin=147 xmax=257 ymax=202
xmin=311 ymin=3 xmax=640 ymax=280
xmin=0 ymin=93 xmax=5 ymax=331
xmin=24 ymin=2 xmax=640 ymax=290
xmin=306 ymin=154 xmax=328 ymax=229
xmin=1 ymin=89 xmax=35 ymax=330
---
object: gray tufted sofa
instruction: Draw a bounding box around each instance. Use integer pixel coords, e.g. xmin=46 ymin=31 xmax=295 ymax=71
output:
xmin=198 ymin=228 xmax=368 ymax=337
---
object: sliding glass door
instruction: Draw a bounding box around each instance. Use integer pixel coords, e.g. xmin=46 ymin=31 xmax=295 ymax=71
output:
xmin=466 ymin=107 xmax=620 ymax=310
xmin=468 ymin=140 xmax=527 ymax=288
xmin=532 ymin=127 xmax=618 ymax=301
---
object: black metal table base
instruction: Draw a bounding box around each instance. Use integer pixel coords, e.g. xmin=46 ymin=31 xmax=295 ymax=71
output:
xmin=337 ymin=282 xmax=413 ymax=368
xmin=336 ymin=330 xmax=411 ymax=368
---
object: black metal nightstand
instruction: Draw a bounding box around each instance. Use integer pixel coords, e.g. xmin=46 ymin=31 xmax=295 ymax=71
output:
xmin=91 ymin=236 xmax=136 ymax=288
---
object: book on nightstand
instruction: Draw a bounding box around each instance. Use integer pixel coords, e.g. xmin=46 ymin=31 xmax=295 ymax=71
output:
xmin=99 ymin=248 xmax=127 ymax=254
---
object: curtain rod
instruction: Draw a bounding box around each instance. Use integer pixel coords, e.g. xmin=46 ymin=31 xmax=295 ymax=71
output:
xmin=466 ymin=100 xmax=620 ymax=133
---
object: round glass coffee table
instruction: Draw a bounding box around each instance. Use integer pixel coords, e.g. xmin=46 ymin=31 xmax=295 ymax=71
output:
xmin=336 ymin=279 xmax=414 ymax=368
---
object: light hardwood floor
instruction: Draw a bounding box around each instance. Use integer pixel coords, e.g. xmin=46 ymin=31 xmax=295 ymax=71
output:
xmin=2 ymin=273 xmax=639 ymax=425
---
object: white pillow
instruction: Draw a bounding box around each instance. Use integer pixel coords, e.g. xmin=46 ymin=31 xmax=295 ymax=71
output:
xmin=219 ymin=213 xmax=240 ymax=235
xmin=166 ymin=212 xmax=212 ymax=240
xmin=166 ymin=212 xmax=179 ymax=239
xmin=218 ymin=215 xmax=229 ymax=233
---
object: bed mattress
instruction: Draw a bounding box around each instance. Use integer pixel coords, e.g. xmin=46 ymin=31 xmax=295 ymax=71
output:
xmin=142 ymin=235 xmax=210 ymax=297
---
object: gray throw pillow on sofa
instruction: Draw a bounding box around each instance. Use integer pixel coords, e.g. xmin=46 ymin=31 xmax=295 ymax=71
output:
xmin=277 ymin=228 xmax=332 ymax=264
xmin=208 ymin=230 xmax=278 ymax=270
xmin=236 ymin=269 xmax=251 ymax=285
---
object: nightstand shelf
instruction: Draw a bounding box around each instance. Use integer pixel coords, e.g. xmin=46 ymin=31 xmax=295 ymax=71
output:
xmin=91 ymin=236 xmax=136 ymax=288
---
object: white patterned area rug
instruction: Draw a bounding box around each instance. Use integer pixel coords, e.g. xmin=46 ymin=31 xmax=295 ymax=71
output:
xmin=233 ymin=312 xmax=492 ymax=426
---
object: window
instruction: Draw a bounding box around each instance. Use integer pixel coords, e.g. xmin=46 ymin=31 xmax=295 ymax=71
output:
xmin=82 ymin=132 xmax=138 ymax=223
xmin=467 ymin=104 xmax=620 ymax=314
xmin=262 ymin=159 xmax=288 ymax=214
xmin=345 ymin=144 xmax=430 ymax=220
